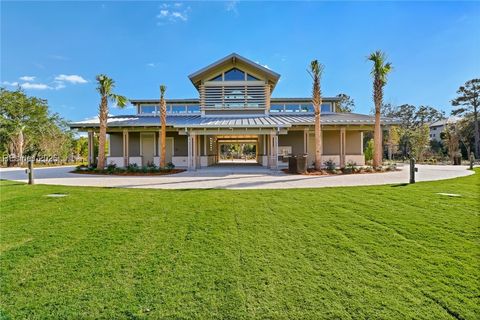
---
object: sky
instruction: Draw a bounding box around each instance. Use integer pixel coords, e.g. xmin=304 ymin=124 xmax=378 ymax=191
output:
xmin=1 ymin=1 xmax=479 ymax=121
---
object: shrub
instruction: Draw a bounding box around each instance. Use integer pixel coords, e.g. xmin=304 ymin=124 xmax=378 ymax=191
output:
xmin=324 ymin=160 xmax=336 ymax=171
xmin=365 ymin=166 xmax=374 ymax=173
xmin=364 ymin=139 xmax=374 ymax=162
xmin=126 ymin=163 xmax=139 ymax=172
xmin=106 ymin=163 xmax=117 ymax=174
xmin=345 ymin=161 xmax=357 ymax=173
xmin=166 ymin=162 xmax=175 ymax=170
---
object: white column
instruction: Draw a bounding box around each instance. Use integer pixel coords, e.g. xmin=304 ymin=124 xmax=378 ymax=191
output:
xmin=187 ymin=134 xmax=193 ymax=170
xmin=273 ymin=134 xmax=279 ymax=169
xmin=304 ymin=129 xmax=308 ymax=154
xmin=360 ymin=132 xmax=364 ymax=155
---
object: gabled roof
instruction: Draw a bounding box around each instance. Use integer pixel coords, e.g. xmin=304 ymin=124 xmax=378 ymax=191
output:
xmin=188 ymin=53 xmax=281 ymax=89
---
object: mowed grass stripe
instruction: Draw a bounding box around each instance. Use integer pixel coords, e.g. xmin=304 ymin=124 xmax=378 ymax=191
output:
xmin=0 ymin=170 xmax=478 ymax=319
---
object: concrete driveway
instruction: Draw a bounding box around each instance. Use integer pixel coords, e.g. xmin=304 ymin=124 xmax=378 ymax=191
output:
xmin=0 ymin=164 xmax=474 ymax=189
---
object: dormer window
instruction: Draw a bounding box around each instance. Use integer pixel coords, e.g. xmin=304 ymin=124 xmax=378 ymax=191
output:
xmin=209 ymin=74 xmax=223 ymax=81
xmin=224 ymin=68 xmax=245 ymax=81
xmin=207 ymin=68 xmax=262 ymax=82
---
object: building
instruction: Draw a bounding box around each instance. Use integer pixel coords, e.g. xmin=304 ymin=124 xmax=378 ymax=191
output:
xmin=429 ymin=116 xmax=460 ymax=142
xmin=70 ymin=53 xmax=399 ymax=170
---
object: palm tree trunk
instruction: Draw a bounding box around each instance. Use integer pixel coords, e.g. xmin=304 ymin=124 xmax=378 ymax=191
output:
xmin=160 ymin=110 xmax=166 ymax=168
xmin=314 ymin=112 xmax=322 ymax=170
xmin=97 ymin=96 xmax=108 ymax=169
xmin=373 ymin=108 xmax=382 ymax=167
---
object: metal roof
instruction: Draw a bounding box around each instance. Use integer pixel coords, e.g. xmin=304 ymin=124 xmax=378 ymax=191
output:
xmin=70 ymin=113 xmax=400 ymax=129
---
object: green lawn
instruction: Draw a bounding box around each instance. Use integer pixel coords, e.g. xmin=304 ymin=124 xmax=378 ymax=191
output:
xmin=0 ymin=171 xmax=479 ymax=319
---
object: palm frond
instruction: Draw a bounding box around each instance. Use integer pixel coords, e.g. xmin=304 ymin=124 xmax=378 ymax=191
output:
xmin=110 ymin=94 xmax=128 ymax=108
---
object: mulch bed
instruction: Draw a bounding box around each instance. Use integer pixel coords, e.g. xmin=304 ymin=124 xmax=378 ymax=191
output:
xmin=281 ymin=168 xmax=397 ymax=176
xmin=71 ymin=169 xmax=186 ymax=176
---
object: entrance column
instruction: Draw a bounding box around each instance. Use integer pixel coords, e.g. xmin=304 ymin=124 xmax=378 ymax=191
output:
xmin=188 ymin=133 xmax=197 ymax=170
xmin=340 ymin=127 xmax=346 ymax=168
xmin=273 ymin=134 xmax=279 ymax=169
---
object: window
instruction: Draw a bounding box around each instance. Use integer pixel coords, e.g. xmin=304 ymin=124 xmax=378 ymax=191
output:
xmin=300 ymin=104 xmax=313 ymax=112
xmin=224 ymin=68 xmax=245 ymax=81
xmin=321 ymin=103 xmax=332 ymax=113
xmin=247 ymin=73 xmax=259 ymax=81
xmin=140 ymin=105 xmax=157 ymax=114
xmin=171 ymin=105 xmax=186 ymax=113
xmin=186 ymin=105 xmax=200 ymax=113
xmin=285 ymin=104 xmax=300 ymax=112
xmin=270 ymin=104 xmax=284 ymax=112
xmin=209 ymin=74 xmax=222 ymax=81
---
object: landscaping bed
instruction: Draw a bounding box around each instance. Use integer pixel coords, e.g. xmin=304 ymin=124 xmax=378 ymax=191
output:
xmin=72 ymin=163 xmax=185 ymax=176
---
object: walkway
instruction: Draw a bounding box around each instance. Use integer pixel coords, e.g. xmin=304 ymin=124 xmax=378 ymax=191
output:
xmin=0 ymin=164 xmax=474 ymax=189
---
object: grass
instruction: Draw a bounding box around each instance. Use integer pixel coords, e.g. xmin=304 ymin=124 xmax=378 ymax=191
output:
xmin=0 ymin=170 xmax=479 ymax=319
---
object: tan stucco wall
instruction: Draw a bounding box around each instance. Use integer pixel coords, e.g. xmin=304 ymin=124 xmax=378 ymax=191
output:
xmin=346 ymin=131 xmax=362 ymax=155
xmin=279 ymin=130 xmax=305 ymax=155
xmin=128 ymin=132 xmax=140 ymax=156
xmin=323 ymin=130 xmax=340 ymax=155
xmin=172 ymin=132 xmax=188 ymax=156
xmin=109 ymin=133 xmax=123 ymax=157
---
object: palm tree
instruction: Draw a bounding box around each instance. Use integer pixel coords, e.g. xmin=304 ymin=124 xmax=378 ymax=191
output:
xmin=308 ymin=60 xmax=324 ymax=170
xmin=368 ymin=51 xmax=392 ymax=168
xmin=159 ymin=85 xmax=167 ymax=168
xmin=95 ymin=74 xmax=127 ymax=169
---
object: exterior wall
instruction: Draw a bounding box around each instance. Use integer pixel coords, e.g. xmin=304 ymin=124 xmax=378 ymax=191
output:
xmin=323 ymin=130 xmax=340 ymax=155
xmin=346 ymin=131 xmax=362 ymax=155
xmin=429 ymin=125 xmax=444 ymax=142
xmin=278 ymin=130 xmax=305 ymax=155
xmin=109 ymin=133 xmax=123 ymax=157
xmin=129 ymin=132 xmax=140 ymax=156
xmin=172 ymin=132 xmax=188 ymax=156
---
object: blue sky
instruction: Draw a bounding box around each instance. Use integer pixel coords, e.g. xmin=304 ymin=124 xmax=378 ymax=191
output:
xmin=2 ymin=1 xmax=479 ymax=121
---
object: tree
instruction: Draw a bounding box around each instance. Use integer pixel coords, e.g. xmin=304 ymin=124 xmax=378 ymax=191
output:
xmin=159 ymin=85 xmax=167 ymax=168
xmin=443 ymin=122 xmax=460 ymax=163
xmin=308 ymin=60 xmax=324 ymax=170
xmin=414 ymin=105 xmax=445 ymax=126
xmin=451 ymin=79 xmax=479 ymax=158
xmin=368 ymin=50 xmax=392 ymax=168
xmin=0 ymin=88 xmax=51 ymax=165
xmin=95 ymin=75 xmax=127 ymax=169
xmin=336 ymin=93 xmax=355 ymax=113
xmin=382 ymin=103 xmax=445 ymax=158
xmin=410 ymin=124 xmax=430 ymax=162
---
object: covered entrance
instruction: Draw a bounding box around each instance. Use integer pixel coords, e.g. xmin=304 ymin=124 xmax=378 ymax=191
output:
xmin=217 ymin=135 xmax=257 ymax=164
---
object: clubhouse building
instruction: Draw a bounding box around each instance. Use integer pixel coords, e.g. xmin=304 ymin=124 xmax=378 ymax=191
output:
xmin=70 ymin=53 xmax=398 ymax=170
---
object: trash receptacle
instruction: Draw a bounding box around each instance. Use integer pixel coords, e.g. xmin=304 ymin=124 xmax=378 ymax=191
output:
xmin=296 ymin=154 xmax=308 ymax=174
xmin=288 ymin=155 xmax=297 ymax=173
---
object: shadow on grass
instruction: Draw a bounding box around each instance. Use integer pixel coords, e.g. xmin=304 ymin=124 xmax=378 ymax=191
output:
xmin=391 ymin=183 xmax=409 ymax=187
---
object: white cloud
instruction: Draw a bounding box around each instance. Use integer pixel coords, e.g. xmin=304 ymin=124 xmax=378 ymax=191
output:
xmin=255 ymin=61 xmax=270 ymax=69
xmin=225 ymin=1 xmax=238 ymax=14
xmin=147 ymin=63 xmax=156 ymax=67
xmin=2 ymin=81 xmax=19 ymax=87
xmin=54 ymin=74 xmax=88 ymax=84
xmin=21 ymin=82 xmax=51 ymax=90
xmin=19 ymin=76 xmax=35 ymax=81
xmin=156 ymin=3 xmax=190 ymax=24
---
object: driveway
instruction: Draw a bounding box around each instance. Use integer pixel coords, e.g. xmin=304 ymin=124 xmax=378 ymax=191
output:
xmin=0 ymin=164 xmax=474 ymax=189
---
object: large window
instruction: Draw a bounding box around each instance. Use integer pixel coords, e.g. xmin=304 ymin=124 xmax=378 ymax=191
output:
xmin=140 ymin=105 xmax=158 ymax=114
xmin=207 ymin=68 xmax=262 ymax=82
xmin=224 ymin=68 xmax=245 ymax=81
xmin=321 ymin=103 xmax=332 ymax=112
